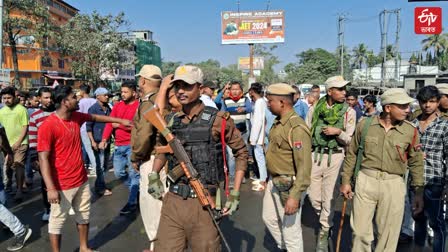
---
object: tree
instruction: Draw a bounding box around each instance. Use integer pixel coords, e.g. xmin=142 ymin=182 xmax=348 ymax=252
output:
xmin=161 ymin=61 xmax=181 ymax=76
xmin=351 ymin=43 xmax=368 ymax=69
xmin=3 ymin=0 xmax=51 ymax=88
xmin=422 ymin=33 xmax=448 ymax=65
xmin=195 ymin=59 xmax=221 ymax=82
xmin=218 ymin=64 xmax=243 ymax=87
xmin=57 ymin=12 xmax=132 ymax=85
xmin=254 ymin=44 xmax=280 ymax=85
xmin=284 ymin=48 xmax=338 ymax=84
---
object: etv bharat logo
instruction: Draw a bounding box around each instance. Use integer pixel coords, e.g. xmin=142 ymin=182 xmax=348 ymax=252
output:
xmin=415 ymin=7 xmax=442 ymax=34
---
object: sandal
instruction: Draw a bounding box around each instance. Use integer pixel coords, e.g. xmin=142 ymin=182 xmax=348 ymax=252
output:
xmin=252 ymin=179 xmax=261 ymax=185
xmin=103 ymin=189 xmax=112 ymax=196
xmin=251 ymin=183 xmax=265 ymax=191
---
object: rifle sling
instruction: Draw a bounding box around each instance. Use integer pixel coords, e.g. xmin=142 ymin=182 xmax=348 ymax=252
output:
xmin=354 ymin=116 xmax=374 ymax=179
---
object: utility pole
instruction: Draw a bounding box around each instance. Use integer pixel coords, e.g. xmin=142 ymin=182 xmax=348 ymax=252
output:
xmin=249 ymin=43 xmax=254 ymax=78
xmin=338 ymin=15 xmax=345 ymax=77
xmin=394 ymin=9 xmax=401 ymax=86
xmin=380 ymin=9 xmax=388 ymax=88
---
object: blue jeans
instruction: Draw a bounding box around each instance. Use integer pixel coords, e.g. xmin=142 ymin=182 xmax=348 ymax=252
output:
xmin=93 ymin=145 xmax=110 ymax=192
xmin=113 ymin=145 xmax=140 ymax=205
xmin=81 ymin=131 xmax=96 ymax=169
xmin=24 ymin=148 xmax=34 ymax=181
xmin=0 ymin=202 xmax=25 ymax=236
xmin=0 ymin=162 xmax=25 ymax=236
xmin=253 ymin=145 xmax=267 ymax=181
xmin=414 ymin=185 xmax=446 ymax=251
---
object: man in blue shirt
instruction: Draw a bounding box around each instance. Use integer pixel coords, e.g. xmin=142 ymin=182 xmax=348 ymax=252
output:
xmin=292 ymin=85 xmax=308 ymax=120
xmin=86 ymin=87 xmax=112 ymax=196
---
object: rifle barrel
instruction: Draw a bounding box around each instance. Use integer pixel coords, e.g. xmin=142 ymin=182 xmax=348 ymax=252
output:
xmin=207 ymin=207 xmax=231 ymax=252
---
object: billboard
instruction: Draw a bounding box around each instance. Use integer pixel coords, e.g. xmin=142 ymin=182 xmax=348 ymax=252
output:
xmin=238 ymin=57 xmax=264 ymax=70
xmin=221 ymin=10 xmax=285 ymax=44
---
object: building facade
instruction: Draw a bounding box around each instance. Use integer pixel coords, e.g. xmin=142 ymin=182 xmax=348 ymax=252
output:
xmin=2 ymin=0 xmax=79 ymax=90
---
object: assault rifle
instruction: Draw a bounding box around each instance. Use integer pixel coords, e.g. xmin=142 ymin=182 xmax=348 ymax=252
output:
xmin=143 ymin=107 xmax=231 ymax=252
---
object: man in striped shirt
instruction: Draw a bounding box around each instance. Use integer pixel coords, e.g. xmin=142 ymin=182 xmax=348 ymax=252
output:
xmin=221 ymin=81 xmax=252 ymax=185
xmin=28 ymin=87 xmax=55 ymax=221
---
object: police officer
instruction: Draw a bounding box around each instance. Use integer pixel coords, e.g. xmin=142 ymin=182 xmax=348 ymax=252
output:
xmin=436 ymin=84 xmax=448 ymax=119
xmin=130 ymin=64 xmax=165 ymax=251
xmin=150 ymin=65 xmax=248 ymax=251
xmin=262 ymin=83 xmax=312 ymax=252
xmin=305 ymin=76 xmax=356 ymax=251
xmin=340 ymin=88 xmax=424 ymax=252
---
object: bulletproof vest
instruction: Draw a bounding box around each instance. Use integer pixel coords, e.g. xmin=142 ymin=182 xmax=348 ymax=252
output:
xmin=167 ymin=106 xmax=224 ymax=185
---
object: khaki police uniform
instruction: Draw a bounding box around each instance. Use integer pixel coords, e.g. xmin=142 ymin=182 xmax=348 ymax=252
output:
xmin=436 ymin=84 xmax=448 ymax=120
xmin=130 ymin=65 xmax=167 ymax=246
xmin=342 ymin=88 xmax=424 ymax=252
xmin=305 ymin=76 xmax=356 ymax=233
xmin=263 ymin=83 xmax=312 ymax=252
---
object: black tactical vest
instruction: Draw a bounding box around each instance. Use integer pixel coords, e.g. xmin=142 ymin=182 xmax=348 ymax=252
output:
xmin=167 ymin=106 xmax=224 ymax=185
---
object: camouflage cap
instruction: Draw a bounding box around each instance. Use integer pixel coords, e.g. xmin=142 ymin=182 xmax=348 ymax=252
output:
xmin=436 ymin=84 xmax=448 ymax=95
xmin=266 ymin=83 xmax=295 ymax=96
xmin=381 ymin=88 xmax=414 ymax=105
xmin=171 ymin=65 xmax=204 ymax=85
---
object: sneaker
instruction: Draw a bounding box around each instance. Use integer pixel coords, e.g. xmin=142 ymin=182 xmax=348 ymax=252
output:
xmin=120 ymin=203 xmax=137 ymax=215
xmin=7 ymin=225 xmax=32 ymax=251
xmin=41 ymin=209 xmax=50 ymax=222
xmin=251 ymin=183 xmax=265 ymax=192
xmin=14 ymin=191 xmax=23 ymax=202
xmin=5 ymin=184 xmax=12 ymax=193
xmin=87 ymin=170 xmax=97 ymax=177
xmin=251 ymin=179 xmax=261 ymax=185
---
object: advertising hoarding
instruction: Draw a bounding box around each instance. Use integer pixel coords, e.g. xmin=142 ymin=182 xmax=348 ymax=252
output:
xmin=221 ymin=10 xmax=285 ymax=44
xmin=238 ymin=57 xmax=264 ymax=70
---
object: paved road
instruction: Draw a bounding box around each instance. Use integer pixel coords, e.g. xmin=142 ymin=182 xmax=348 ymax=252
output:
xmin=0 ymin=171 xmax=431 ymax=251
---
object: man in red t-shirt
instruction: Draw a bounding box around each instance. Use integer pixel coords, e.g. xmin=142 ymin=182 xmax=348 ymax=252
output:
xmin=99 ymin=81 xmax=139 ymax=215
xmin=38 ymin=85 xmax=131 ymax=252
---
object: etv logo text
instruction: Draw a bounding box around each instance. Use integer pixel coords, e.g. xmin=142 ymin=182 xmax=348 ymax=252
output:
xmin=415 ymin=7 xmax=442 ymax=34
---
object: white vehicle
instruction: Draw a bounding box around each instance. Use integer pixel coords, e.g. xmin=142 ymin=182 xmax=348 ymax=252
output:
xmin=297 ymin=84 xmax=327 ymax=99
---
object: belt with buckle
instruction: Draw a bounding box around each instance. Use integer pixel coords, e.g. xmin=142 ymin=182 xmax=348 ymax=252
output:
xmin=361 ymin=168 xmax=403 ymax=180
xmin=313 ymin=148 xmax=344 ymax=154
xmin=169 ymin=184 xmax=197 ymax=199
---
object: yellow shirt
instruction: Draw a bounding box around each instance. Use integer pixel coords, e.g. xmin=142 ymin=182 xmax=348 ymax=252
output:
xmin=0 ymin=104 xmax=29 ymax=145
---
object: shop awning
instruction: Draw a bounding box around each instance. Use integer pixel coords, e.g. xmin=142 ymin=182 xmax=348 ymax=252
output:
xmin=44 ymin=74 xmax=76 ymax=80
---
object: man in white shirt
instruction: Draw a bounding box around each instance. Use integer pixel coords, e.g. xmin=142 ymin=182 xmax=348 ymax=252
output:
xmin=248 ymin=83 xmax=267 ymax=191
xmin=199 ymin=80 xmax=218 ymax=109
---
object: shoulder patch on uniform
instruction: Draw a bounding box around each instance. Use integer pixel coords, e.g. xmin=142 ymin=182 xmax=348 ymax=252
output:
xmin=293 ymin=141 xmax=303 ymax=150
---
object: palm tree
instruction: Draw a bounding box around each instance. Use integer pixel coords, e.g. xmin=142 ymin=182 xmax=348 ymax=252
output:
xmin=351 ymin=43 xmax=368 ymax=69
xmin=422 ymin=33 xmax=448 ymax=63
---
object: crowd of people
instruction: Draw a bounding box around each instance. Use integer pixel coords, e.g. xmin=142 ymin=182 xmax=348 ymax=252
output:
xmin=0 ymin=63 xmax=447 ymax=252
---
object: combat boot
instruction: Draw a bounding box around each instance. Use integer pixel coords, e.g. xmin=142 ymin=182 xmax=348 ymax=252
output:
xmin=316 ymin=229 xmax=329 ymax=252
